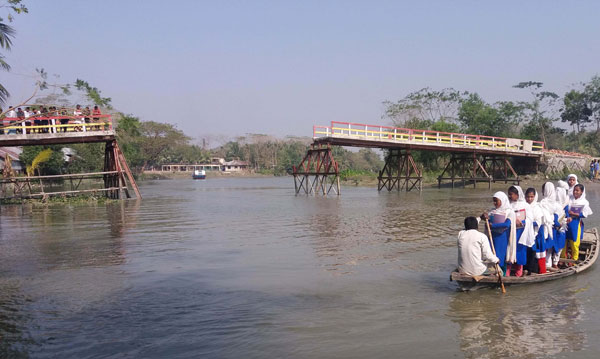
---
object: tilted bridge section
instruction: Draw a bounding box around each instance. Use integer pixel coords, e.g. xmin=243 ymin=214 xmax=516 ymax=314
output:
xmin=293 ymin=121 xmax=544 ymax=195
xmin=1 ymin=113 xmax=140 ymax=201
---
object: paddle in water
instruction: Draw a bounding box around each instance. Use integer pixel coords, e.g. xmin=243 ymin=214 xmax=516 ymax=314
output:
xmin=485 ymin=218 xmax=506 ymax=293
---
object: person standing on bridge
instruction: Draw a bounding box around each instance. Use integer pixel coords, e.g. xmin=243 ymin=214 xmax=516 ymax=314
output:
xmin=590 ymin=160 xmax=595 ymax=180
xmin=595 ymin=161 xmax=599 ymax=180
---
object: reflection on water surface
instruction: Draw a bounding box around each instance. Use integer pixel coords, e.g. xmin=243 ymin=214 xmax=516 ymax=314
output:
xmin=1 ymin=177 xmax=600 ymax=358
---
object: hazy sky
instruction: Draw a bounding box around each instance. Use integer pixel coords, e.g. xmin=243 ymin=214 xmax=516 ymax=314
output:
xmin=2 ymin=1 xmax=600 ymax=145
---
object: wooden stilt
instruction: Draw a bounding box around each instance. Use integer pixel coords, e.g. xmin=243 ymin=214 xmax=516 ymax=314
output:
xmin=114 ymin=141 xmax=141 ymax=199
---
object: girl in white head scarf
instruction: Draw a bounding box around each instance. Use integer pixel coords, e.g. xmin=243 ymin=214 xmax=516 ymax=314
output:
xmin=507 ymin=185 xmax=535 ymax=277
xmin=525 ymin=187 xmax=553 ymax=274
xmin=557 ymin=180 xmax=569 ymax=191
xmin=566 ymin=174 xmax=578 ymax=198
xmin=550 ymin=187 xmax=570 ymax=267
xmin=566 ymin=184 xmax=593 ymax=262
xmin=486 ymin=191 xmax=516 ymax=273
xmin=540 ymin=183 xmax=563 ymax=269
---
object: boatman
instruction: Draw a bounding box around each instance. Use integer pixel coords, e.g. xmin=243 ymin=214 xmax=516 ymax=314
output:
xmin=457 ymin=216 xmax=500 ymax=276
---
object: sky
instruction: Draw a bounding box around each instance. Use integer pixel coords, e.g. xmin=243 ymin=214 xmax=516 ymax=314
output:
xmin=2 ymin=0 xmax=600 ymax=146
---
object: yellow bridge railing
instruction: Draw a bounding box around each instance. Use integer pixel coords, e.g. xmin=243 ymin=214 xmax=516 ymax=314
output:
xmin=313 ymin=121 xmax=544 ymax=153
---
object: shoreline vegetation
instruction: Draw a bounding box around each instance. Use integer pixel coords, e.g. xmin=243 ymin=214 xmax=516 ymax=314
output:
xmin=5 ymin=78 xmax=600 ymax=204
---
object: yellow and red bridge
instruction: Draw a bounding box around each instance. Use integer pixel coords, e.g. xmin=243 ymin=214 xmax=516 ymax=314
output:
xmin=294 ymin=121 xmax=545 ymax=195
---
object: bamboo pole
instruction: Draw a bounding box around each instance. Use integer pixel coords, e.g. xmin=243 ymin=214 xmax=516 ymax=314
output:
xmin=0 ymin=187 xmax=124 ymax=200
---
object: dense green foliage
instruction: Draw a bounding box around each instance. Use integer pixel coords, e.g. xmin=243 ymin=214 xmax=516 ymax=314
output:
xmin=0 ymin=1 xmax=27 ymax=106
xmin=382 ymin=76 xmax=600 ymax=172
xmin=211 ymin=136 xmax=383 ymax=176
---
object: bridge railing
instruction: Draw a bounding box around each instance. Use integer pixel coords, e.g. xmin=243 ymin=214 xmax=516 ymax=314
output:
xmin=1 ymin=114 xmax=113 ymax=136
xmin=314 ymin=121 xmax=545 ymax=153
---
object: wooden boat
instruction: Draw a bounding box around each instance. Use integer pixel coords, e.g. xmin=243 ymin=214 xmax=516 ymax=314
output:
xmin=192 ymin=170 xmax=206 ymax=180
xmin=450 ymin=228 xmax=599 ymax=291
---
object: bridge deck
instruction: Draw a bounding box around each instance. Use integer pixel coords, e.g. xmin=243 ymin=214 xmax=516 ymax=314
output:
xmin=314 ymin=121 xmax=544 ymax=158
xmin=1 ymin=114 xmax=115 ymax=146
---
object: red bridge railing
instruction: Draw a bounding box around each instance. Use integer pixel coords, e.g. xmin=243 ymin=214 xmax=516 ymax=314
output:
xmin=1 ymin=114 xmax=113 ymax=136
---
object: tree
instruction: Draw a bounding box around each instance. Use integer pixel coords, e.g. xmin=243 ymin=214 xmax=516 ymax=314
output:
xmin=561 ymin=90 xmax=592 ymax=133
xmin=513 ymin=81 xmax=560 ymax=143
xmin=458 ymin=93 xmax=512 ymax=137
xmin=20 ymin=145 xmax=65 ymax=175
xmin=383 ymin=88 xmax=466 ymax=128
xmin=583 ymin=75 xmax=600 ymax=132
xmin=0 ymin=0 xmax=28 ymax=106
xmin=138 ymin=121 xmax=189 ymax=169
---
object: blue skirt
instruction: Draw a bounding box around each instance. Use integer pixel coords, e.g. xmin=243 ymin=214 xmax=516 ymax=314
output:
xmin=492 ymin=229 xmax=509 ymax=268
xmin=515 ymin=228 xmax=527 ymax=265
xmin=532 ymin=226 xmax=546 ymax=254
xmin=553 ymin=229 xmax=566 ymax=251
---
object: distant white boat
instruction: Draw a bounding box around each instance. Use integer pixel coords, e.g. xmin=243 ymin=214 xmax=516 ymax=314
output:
xmin=192 ymin=170 xmax=206 ymax=180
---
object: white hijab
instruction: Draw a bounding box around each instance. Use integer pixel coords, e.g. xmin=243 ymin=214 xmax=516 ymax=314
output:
xmin=529 ymin=188 xmax=554 ymax=240
xmin=556 ymin=187 xmax=569 ymax=209
xmin=510 ymin=186 xmax=536 ymax=248
xmin=567 ymin=174 xmax=578 ymax=198
xmin=569 ymin=185 xmax=593 ymax=217
xmin=557 ymin=180 xmax=569 ymax=191
xmin=491 ymin=191 xmax=517 ymax=263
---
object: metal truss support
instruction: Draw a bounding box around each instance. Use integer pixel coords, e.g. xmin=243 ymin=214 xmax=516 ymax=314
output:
xmin=481 ymin=155 xmax=520 ymax=185
xmin=377 ymin=149 xmax=422 ymax=192
xmin=437 ymin=153 xmax=520 ymax=188
xmin=293 ymin=143 xmax=340 ymax=196
xmin=437 ymin=153 xmax=492 ymax=188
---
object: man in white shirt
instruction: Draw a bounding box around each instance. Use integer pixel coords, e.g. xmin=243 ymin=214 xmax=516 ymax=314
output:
xmin=6 ymin=106 xmax=17 ymax=134
xmin=458 ymin=217 xmax=500 ymax=276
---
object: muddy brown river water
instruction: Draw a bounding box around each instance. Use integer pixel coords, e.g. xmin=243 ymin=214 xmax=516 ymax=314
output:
xmin=1 ymin=177 xmax=600 ymax=358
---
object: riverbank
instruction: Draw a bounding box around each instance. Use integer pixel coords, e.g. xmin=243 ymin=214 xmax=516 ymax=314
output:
xmin=140 ymin=170 xmax=275 ymax=180
xmin=141 ymin=169 xmax=596 ymax=189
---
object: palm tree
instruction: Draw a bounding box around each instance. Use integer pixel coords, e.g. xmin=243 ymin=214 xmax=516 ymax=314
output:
xmin=0 ymin=21 xmax=15 ymax=106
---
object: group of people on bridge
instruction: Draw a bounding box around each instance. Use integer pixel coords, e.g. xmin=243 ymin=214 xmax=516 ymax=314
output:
xmin=458 ymin=174 xmax=592 ymax=277
xmin=0 ymin=104 xmax=105 ymax=135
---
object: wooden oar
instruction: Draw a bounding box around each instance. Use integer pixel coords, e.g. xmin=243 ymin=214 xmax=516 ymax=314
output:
xmin=485 ymin=218 xmax=506 ymax=293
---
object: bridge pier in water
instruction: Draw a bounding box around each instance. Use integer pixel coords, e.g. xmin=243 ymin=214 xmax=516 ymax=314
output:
xmin=437 ymin=153 xmax=520 ymax=188
xmin=377 ymin=149 xmax=422 ymax=192
xmin=294 ymin=121 xmax=544 ymax=195
xmin=292 ymin=143 xmax=340 ymax=196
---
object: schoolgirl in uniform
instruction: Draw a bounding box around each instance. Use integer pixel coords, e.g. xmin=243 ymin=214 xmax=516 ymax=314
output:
xmin=566 ymin=184 xmax=593 ymax=261
xmin=540 ymin=183 xmax=563 ymax=270
xmin=484 ymin=192 xmax=516 ymax=274
xmin=550 ymin=187 xmax=570 ymax=268
xmin=566 ymin=174 xmax=578 ymax=198
xmin=525 ymin=187 xmax=553 ymax=274
xmin=507 ymin=186 xmax=534 ymax=276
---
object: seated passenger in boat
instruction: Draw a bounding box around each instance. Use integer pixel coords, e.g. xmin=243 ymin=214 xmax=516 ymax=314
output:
xmin=482 ymin=192 xmax=516 ymax=274
xmin=566 ymin=184 xmax=593 ymax=261
xmin=457 ymin=217 xmax=499 ymax=276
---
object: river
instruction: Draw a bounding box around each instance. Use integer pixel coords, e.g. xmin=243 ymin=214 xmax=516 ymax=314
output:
xmin=1 ymin=177 xmax=600 ymax=358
